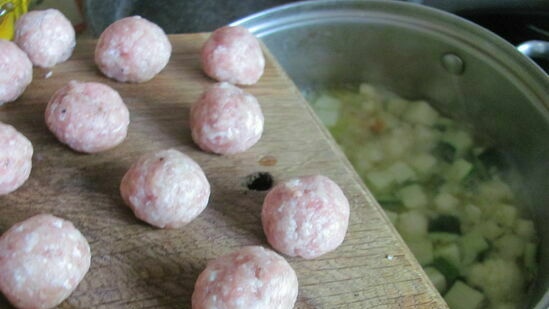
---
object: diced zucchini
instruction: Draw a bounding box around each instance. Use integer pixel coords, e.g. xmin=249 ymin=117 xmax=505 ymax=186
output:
xmin=376 ymin=195 xmax=403 ymax=212
xmin=432 ymin=257 xmax=460 ymax=286
xmin=366 ymin=169 xmax=395 ymax=192
xmin=383 ymin=130 xmax=413 ymax=159
xmin=387 ymin=161 xmax=416 ymax=184
xmin=428 ymin=215 xmax=461 ymax=234
xmin=386 ymin=97 xmax=408 ymax=116
xmin=467 ymin=258 xmax=524 ymax=302
xmin=407 ymin=239 xmax=434 ymax=266
xmin=441 ymin=130 xmax=473 ymax=156
xmin=444 ymin=281 xmax=485 ymax=309
xmin=424 ymin=266 xmax=447 ymax=294
xmin=433 ymin=141 xmax=456 ymax=163
xmin=464 ymin=204 xmax=482 ymax=224
xmin=408 ymin=153 xmax=437 ymax=175
xmin=396 ymin=184 xmax=428 ymax=209
xmin=434 ymin=192 xmax=459 ymax=214
xmin=459 ymin=231 xmax=489 ymax=265
xmin=434 ymin=243 xmax=461 ymax=271
xmin=479 ymin=179 xmax=513 ymax=201
xmin=480 ymin=220 xmax=504 ymax=241
xmin=493 ymin=204 xmax=518 ymax=228
xmin=429 ymin=232 xmax=460 ymax=245
xmin=403 ymin=100 xmax=440 ymax=126
xmin=514 ymin=219 xmax=535 ymax=239
xmin=311 ymin=94 xmax=341 ymax=127
xmin=446 ymin=159 xmax=473 ymax=182
xmin=396 ymin=210 xmax=429 ymax=240
xmin=494 ymin=234 xmax=525 ymax=260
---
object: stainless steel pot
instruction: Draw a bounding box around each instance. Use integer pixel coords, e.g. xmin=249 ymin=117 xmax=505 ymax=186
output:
xmin=233 ymin=1 xmax=549 ymax=308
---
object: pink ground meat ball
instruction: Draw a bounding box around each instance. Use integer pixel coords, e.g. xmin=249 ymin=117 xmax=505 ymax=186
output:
xmin=0 ymin=122 xmax=33 ymax=195
xmin=95 ymin=16 xmax=172 ymax=83
xmin=0 ymin=39 xmax=32 ymax=105
xmin=0 ymin=214 xmax=91 ymax=309
xmin=201 ymin=26 xmax=265 ymax=85
xmin=120 ymin=149 xmax=210 ymax=229
xmin=190 ymin=82 xmax=264 ymax=155
xmin=262 ymin=175 xmax=350 ymax=259
xmin=192 ymin=246 xmax=298 ymax=309
xmin=45 ymin=81 xmax=130 ymax=153
xmin=14 ymin=9 xmax=75 ymax=68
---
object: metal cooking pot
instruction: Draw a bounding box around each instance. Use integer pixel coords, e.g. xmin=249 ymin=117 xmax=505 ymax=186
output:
xmin=233 ymin=1 xmax=548 ymax=308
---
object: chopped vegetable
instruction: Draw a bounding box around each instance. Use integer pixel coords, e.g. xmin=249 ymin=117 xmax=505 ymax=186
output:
xmin=309 ymin=83 xmax=538 ymax=309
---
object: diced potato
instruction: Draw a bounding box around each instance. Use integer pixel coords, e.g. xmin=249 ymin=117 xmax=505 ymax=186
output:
xmin=493 ymin=204 xmax=518 ymax=228
xmin=397 ymin=210 xmax=429 ymax=240
xmin=434 ymin=192 xmax=459 ymax=214
xmin=387 ymin=161 xmax=416 ymax=184
xmin=441 ymin=130 xmax=473 ymax=156
xmin=459 ymin=231 xmax=489 ymax=265
xmin=467 ymin=258 xmax=524 ymax=302
xmin=465 ymin=204 xmax=482 ymax=224
xmin=403 ymin=100 xmax=440 ymax=126
xmin=514 ymin=219 xmax=535 ymax=239
xmin=384 ymin=209 xmax=398 ymax=225
xmin=397 ymin=184 xmax=428 ymax=209
xmin=424 ymin=267 xmax=447 ymax=294
xmin=495 ymin=234 xmax=525 ymax=260
xmin=446 ymin=159 xmax=473 ymax=182
xmin=444 ymin=281 xmax=485 ymax=309
xmin=366 ymin=169 xmax=395 ymax=192
xmin=434 ymin=243 xmax=461 ymax=271
xmin=480 ymin=221 xmax=504 ymax=241
xmin=479 ymin=179 xmax=513 ymax=201
xmin=408 ymin=153 xmax=437 ymax=175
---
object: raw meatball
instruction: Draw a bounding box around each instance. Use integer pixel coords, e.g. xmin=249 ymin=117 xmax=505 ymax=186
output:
xmin=262 ymin=175 xmax=350 ymax=259
xmin=201 ymin=26 xmax=265 ymax=85
xmin=0 ymin=122 xmax=33 ymax=195
xmin=120 ymin=149 xmax=210 ymax=228
xmin=192 ymin=246 xmax=298 ymax=309
xmin=0 ymin=39 xmax=32 ymax=105
xmin=14 ymin=9 xmax=75 ymax=68
xmin=45 ymin=81 xmax=130 ymax=153
xmin=190 ymin=82 xmax=264 ymax=155
xmin=0 ymin=214 xmax=91 ymax=309
xmin=95 ymin=16 xmax=172 ymax=83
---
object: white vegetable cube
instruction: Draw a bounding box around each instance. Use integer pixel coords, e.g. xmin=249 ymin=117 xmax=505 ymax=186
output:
xmin=397 ymin=184 xmax=428 ymax=209
xmin=514 ymin=219 xmax=536 ymax=239
xmin=495 ymin=234 xmax=525 ymax=260
xmin=387 ymin=161 xmax=416 ymax=184
xmin=480 ymin=220 xmax=504 ymax=241
xmin=313 ymin=94 xmax=341 ymax=127
xmin=467 ymin=258 xmax=524 ymax=302
xmin=403 ymin=100 xmax=440 ymax=126
xmin=397 ymin=210 xmax=429 ymax=240
xmin=366 ymin=169 xmax=395 ymax=192
xmin=459 ymin=231 xmax=489 ymax=265
xmin=445 ymin=159 xmax=473 ymax=182
xmin=434 ymin=192 xmax=459 ymax=214
xmin=384 ymin=209 xmax=398 ymax=225
xmin=424 ymin=267 xmax=447 ymax=294
xmin=493 ymin=203 xmax=517 ymax=228
xmin=479 ymin=178 xmax=513 ymax=201
xmin=441 ymin=130 xmax=473 ymax=155
xmin=434 ymin=243 xmax=461 ymax=270
xmin=406 ymin=239 xmax=434 ymax=266
xmin=408 ymin=153 xmax=437 ymax=175
xmin=444 ymin=281 xmax=485 ymax=309
xmin=358 ymin=83 xmax=380 ymax=98
xmin=386 ymin=97 xmax=408 ymax=116
xmin=383 ymin=130 xmax=413 ymax=159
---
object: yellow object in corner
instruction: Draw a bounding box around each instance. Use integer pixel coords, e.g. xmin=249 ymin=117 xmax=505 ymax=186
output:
xmin=0 ymin=0 xmax=29 ymax=40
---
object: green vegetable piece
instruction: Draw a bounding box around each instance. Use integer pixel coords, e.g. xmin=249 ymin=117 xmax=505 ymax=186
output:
xmin=444 ymin=281 xmax=485 ymax=309
xmin=407 ymin=239 xmax=434 ymax=266
xmin=432 ymin=257 xmax=461 ymax=286
xmin=459 ymin=231 xmax=489 ymax=265
xmin=424 ymin=266 xmax=447 ymax=294
xmin=433 ymin=141 xmax=456 ymax=163
xmin=429 ymin=215 xmax=461 ymax=234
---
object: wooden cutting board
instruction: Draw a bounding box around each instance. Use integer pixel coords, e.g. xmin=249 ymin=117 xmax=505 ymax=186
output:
xmin=0 ymin=34 xmax=447 ymax=309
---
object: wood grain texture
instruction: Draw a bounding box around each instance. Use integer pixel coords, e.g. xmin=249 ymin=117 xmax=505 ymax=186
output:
xmin=0 ymin=34 xmax=447 ymax=309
